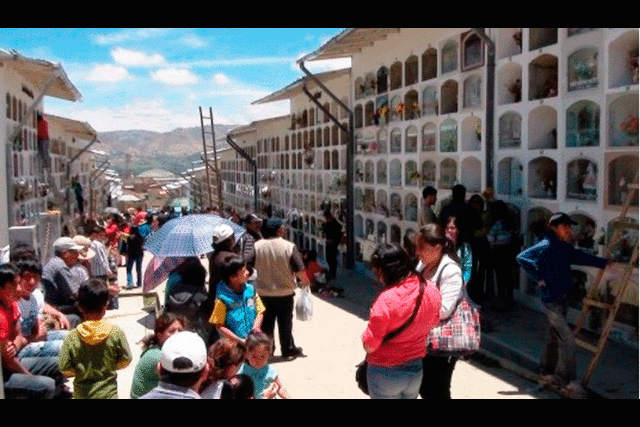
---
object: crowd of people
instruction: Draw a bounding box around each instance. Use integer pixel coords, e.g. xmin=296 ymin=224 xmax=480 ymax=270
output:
xmin=0 ymin=203 xmax=338 ymax=399
xmin=0 ymin=189 xmax=612 ymax=399
xmin=360 ymin=184 xmax=611 ymax=399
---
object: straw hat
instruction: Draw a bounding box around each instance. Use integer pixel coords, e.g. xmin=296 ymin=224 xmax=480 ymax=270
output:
xmin=72 ymin=235 xmax=96 ymax=261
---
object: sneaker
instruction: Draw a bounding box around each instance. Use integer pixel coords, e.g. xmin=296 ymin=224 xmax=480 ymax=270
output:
xmin=562 ymin=381 xmax=588 ymax=399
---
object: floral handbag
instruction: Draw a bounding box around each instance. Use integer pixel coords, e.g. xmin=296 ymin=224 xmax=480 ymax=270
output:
xmin=427 ymin=263 xmax=481 ymax=357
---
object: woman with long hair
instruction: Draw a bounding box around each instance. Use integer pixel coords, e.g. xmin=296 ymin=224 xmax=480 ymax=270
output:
xmin=129 ymin=311 xmax=186 ymax=398
xmin=361 ymin=243 xmax=441 ymax=399
xmin=415 ymin=224 xmax=464 ymax=399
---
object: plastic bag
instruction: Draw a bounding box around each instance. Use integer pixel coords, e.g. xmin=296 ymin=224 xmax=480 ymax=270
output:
xmin=295 ymin=287 xmax=313 ymax=321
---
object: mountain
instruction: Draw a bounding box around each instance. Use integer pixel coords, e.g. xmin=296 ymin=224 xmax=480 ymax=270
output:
xmin=98 ymin=124 xmax=239 ymax=177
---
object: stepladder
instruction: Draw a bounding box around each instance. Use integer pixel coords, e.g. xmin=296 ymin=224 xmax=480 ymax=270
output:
xmin=573 ymin=170 xmax=639 ymax=387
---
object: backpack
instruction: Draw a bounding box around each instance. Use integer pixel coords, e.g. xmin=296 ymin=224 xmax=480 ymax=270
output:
xmin=166 ymin=283 xmax=210 ymax=341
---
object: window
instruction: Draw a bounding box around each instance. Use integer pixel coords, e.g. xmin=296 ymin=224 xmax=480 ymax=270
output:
xmin=390 ymin=128 xmax=402 ymax=153
xmin=567 ymin=158 xmax=598 ymax=202
xmin=440 ymin=119 xmax=458 ymax=152
xmin=422 ymin=123 xmax=437 ymax=151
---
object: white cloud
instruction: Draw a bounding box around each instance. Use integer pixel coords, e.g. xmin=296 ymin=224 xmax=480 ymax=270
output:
xmin=212 ymin=73 xmax=231 ymax=85
xmin=94 ymin=28 xmax=171 ymax=45
xmin=111 ymin=47 xmax=165 ymax=67
xmin=151 ymin=68 xmax=200 ymax=85
xmin=85 ymin=64 xmax=131 ymax=83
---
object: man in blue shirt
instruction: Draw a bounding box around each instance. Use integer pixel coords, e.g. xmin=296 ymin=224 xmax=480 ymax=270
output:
xmin=517 ymin=212 xmax=609 ymax=398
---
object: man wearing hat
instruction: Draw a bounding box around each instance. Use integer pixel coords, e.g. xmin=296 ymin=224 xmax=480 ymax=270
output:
xmin=516 ymin=212 xmax=610 ymax=398
xmin=41 ymin=237 xmax=86 ymax=318
xmin=238 ymin=213 xmax=263 ymax=276
xmin=139 ymin=331 xmax=209 ymax=399
xmin=253 ymin=218 xmax=310 ymax=359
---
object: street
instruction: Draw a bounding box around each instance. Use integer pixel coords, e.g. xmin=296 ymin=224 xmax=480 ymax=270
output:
xmin=107 ymin=252 xmax=558 ymax=399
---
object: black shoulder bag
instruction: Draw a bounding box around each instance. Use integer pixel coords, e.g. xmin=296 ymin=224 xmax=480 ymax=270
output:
xmin=355 ymin=277 xmax=426 ymax=395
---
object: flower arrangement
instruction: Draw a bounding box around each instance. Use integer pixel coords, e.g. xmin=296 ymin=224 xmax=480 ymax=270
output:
xmin=619 ymin=115 xmax=638 ymax=135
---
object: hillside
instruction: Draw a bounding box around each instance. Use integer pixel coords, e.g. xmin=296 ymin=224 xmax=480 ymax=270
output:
xmin=98 ymin=124 xmax=239 ymax=177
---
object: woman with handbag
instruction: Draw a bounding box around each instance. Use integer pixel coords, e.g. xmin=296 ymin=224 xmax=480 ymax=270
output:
xmin=416 ymin=224 xmax=466 ymax=399
xmin=361 ymin=243 xmax=441 ymax=399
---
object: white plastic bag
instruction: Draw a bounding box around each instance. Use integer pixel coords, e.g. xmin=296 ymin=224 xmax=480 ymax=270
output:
xmin=295 ymin=287 xmax=313 ymax=321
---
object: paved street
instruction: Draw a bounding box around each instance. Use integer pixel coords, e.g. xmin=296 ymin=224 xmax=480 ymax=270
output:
xmin=106 ymin=252 xmax=558 ymax=399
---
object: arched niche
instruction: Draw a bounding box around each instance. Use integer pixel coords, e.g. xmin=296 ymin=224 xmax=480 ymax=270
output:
xmin=529 ymin=28 xmax=557 ymax=51
xmin=499 ymin=111 xmax=522 ymax=148
xmin=608 ymin=93 xmax=638 ymax=147
xmin=439 ymin=158 xmax=457 ymax=190
xmin=498 ymin=28 xmax=523 ymax=59
xmin=421 ymin=160 xmax=436 ymax=187
xmin=405 ymin=125 xmax=418 ymax=153
xmin=405 ymin=55 xmax=419 ymax=86
xmin=566 ymin=158 xmax=598 ymax=202
xmin=421 ymin=122 xmax=437 ymax=151
xmin=528 ymin=156 xmax=557 ymax=199
xmin=440 ymin=118 xmax=458 ymax=152
xmin=377 ymin=66 xmax=389 ymax=94
xmin=421 ymin=86 xmax=438 ymax=116
xmin=608 ymin=30 xmax=639 ymax=89
xmin=498 ymin=62 xmax=522 ymax=105
xmin=440 ymin=79 xmax=458 ymax=114
xmin=461 ymin=115 xmax=482 ymax=151
xmin=405 ymin=160 xmax=418 ymax=186
xmin=441 ymin=39 xmax=458 ymax=74
xmin=607 ymin=154 xmax=639 ymax=207
xmin=526 ymin=207 xmax=553 ymax=246
xmin=529 ymin=54 xmax=558 ymax=100
xmin=566 ymin=100 xmax=600 ymax=147
xmin=405 ymin=193 xmax=418 ymax=222
xmin=377 ymin=221 xmax=388 ymax=244
xmin=390 ymin=61 xmax=403 ymax=91
xmin=376 ymin=189 xmax=388 ymax=217
xmin=389 ymin=159 xmax=402 ymax=187
xmin=463 ymin=75 xmax=482 ymax=109
xmin=422 ymin=47 xmax=437 ymax=81
xmin=567 ymin=47 xmax=599 ymax=92
xmin=376 ymin=159 xmax=387 ymax=185
xmin=569 ymin=212 xmax=599 ymax=256
xmin=497 ymin=157 xmax=524 ymax=197
xmin=528 ymin=105 xmax=557 ymax=149
xmin=390 ymin=224 xmax=402 ymax=244
xmin=390 ymin=128 xmax=402 ymax=153
xmin=390 ymin=193 xmax=402 ymax=219
xmin=461 ymin=157 xmax=482 ymax=193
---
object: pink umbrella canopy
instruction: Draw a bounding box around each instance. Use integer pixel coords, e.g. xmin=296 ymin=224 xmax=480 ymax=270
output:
xmin=143 ymin=256 xmax=186 ymax=293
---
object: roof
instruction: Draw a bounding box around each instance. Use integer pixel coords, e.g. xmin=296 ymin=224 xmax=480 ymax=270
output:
xmin=0 ymin=48 xmax=82 ymax=102
xmin=137 ymin=169 xmax=176 ymax=179
xmin=45 ymin=114 xmax=98 ymax=142
xmin=300 ymin=28 xmax=401 ymax=62
xmin=252 ymin=68 xmax=351 ymax=105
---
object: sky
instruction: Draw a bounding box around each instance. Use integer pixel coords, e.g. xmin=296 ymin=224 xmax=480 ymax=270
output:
xmin=0 ymin=28 xmax=350 ymax=133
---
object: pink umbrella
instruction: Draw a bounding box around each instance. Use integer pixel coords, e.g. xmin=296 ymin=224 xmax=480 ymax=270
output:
xmin=143 ymin=256 xmax=186 ymax=293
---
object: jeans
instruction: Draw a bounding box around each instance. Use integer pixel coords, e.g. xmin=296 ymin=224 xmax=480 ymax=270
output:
xmin=3 ymin=356 xmax=60 ymax=399
xmin=325 ymin=243 xmax=339 ymax=280
xmin=540 ymin=300 xmax=576 ymax=384
xmin=366 ymin=358 xmax=423 ymax=399
xmin=260 ymin=295 xmax=296 ymax=355
xmin=126 ymin=254 xmax=143 ymax=288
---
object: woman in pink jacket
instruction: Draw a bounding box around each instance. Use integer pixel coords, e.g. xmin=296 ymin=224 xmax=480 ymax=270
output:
xmin=362 ymin=243 xmax=441 ymax=399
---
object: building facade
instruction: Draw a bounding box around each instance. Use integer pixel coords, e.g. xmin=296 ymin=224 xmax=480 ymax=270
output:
xmin=219 ymin=28 xmax=638 ymax=326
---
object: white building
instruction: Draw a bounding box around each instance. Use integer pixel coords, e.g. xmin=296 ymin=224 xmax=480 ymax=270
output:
xmin=219 ymin=28 xmax=638 ymax=326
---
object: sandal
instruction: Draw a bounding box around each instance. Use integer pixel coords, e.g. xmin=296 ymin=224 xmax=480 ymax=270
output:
xmin=562 ymin=381 xmax=588 ymax=399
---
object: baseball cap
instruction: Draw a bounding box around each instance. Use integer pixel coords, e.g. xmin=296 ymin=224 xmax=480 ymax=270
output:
xmin=53 ymin=237 xmax=84 ymax=252
xmin=212 ymin=224 xmax=234 ymax=244
xmin=160 ymin=331 xmax=207 ymax=374
xmin=548 ymin=212 xmax=577 ymax=226
xmin=264 ymin=218 xmax=283 ymax=229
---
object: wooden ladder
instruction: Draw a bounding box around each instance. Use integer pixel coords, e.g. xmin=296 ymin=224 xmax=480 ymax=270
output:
xmin=573 ymin=170 xmax=639 ymax=387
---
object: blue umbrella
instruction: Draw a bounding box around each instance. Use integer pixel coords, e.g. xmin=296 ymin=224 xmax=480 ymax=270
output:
xmin=144 ymin=214 xmax=245 ymax=257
